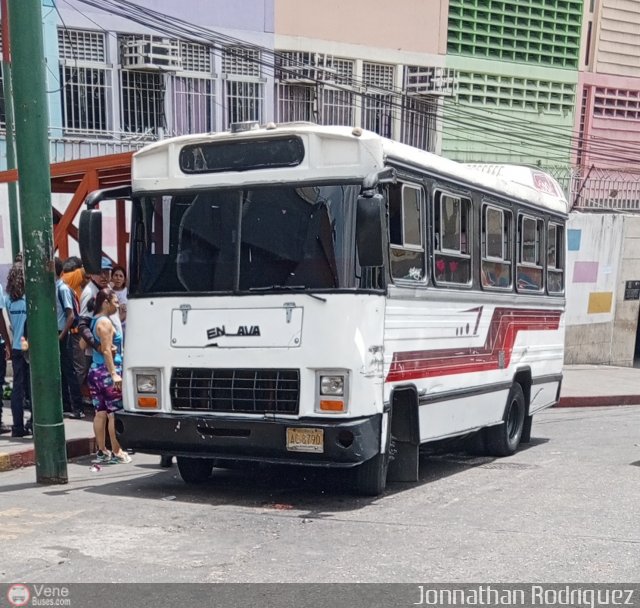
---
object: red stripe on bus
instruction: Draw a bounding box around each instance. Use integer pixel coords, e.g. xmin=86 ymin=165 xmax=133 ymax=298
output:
xmin=385 ymin=308 xmax=562 ymax=383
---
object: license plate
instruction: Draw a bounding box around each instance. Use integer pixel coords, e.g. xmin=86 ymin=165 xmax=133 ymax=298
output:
xmin=286 ymin=427 xmax=324 ymax=453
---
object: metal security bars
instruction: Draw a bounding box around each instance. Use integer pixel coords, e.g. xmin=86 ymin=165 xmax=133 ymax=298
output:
xmin=120 ymin=70 xmax=166 ymax=136
xmin=58 ymin=29 xmax=111 ymax=134
xmin=222 ymin=47 xmax=263 ymax=128
xmin=172 ymin=76 xmax=215 ymax=135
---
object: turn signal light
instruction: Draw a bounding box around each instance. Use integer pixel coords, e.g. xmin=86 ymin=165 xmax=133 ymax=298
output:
xmin=137 ymin=396 xmax=158 ymax=409
xmin=319 ymin=400 xmax=345 ymax=412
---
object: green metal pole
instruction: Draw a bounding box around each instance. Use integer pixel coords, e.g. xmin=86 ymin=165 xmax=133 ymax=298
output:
xmin=9 ymin=0 xmax=67 ymax=483
xmin=1 ymin=0 xmax=20 ymax=259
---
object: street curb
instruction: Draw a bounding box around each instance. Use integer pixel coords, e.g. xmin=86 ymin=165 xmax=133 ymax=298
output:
xmin=557 ymin=395 xmax=640 ymax=408
xmin=0 ymin=436 xmax=96 ymax=472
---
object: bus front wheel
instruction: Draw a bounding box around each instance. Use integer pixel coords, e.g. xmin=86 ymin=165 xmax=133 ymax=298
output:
xmin=353 ymin=452 xmax=388 ymax=497
xmin=177 ymin=456 xmax=213 ymax=484
xmin=486 ymin=383 xmax=525 ymax=457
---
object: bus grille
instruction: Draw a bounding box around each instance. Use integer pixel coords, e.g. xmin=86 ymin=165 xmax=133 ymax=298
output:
xmin=169 ymin=368 xmax=300 ymax=415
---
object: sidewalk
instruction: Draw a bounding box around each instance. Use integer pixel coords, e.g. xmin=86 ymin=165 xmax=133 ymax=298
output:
xmin=0 ymin=401 xmax=96 ymax=472
xmin=2 ymin=364 xmax=640 ymax=472
xmin=558 ymin=364 xmax=640 ymax=407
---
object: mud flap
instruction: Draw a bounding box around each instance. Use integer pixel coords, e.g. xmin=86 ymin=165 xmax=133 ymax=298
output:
xmin=386 ymin=394 xmax=419 ymax=482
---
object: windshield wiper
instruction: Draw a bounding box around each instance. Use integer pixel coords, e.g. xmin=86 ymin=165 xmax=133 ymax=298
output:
xmin=248 ymin=285 xmax=327 ymax=302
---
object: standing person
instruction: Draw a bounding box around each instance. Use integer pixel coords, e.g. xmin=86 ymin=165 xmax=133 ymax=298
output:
xmin=62 ymin=256 xmax=89 ymax=300
xmin=110 ymin=265 xmax=128 ymax=334
xmin=78 ymin=257 xmax=120 ymax=394
xmin=55 ymin=258 xmax=85 ymax=419
xmin=88 ymin=288 xmax=131 ymax=464
xmin=4 ymin=263 xmax=32 ymax=438
xmin=0 ymin=283 xmax=12 ymax=434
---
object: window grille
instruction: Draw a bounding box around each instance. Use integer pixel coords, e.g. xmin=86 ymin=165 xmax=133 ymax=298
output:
xmin=121 ymin=70 xmax=165 ymax=136
xmin=362 ymin=62 xmax=395 ymax=137
xmin=456 ymin=72 xmax=575 ymax=115
xmin=320 ymin=88 xmax=355 ymax=126
xmin=594 ymin=87 xmax=640 ymax=121
xmin=400 ymin=96 xmax=436 ymax=152
xmin=447 ymin=0 xmax=582 ymax=68
xmin=61 ymin=65 xmax=111 ymax=134
xmin=276 ymin=51 xmax=316 ymax=81
xmin=223 ymin=47 xmax=262 ymax=129
xmin=275 ymin=52 xmax=355 ymax=126
xmin=222 ymin=47 xmax=261 ymax=78
xmin=179 ymin=42 xmax=211 ymax=74
xmin=172 ymin=76 xmax=214 ymax=135
xmin=276 ymin=83 xmax=316 ymax=123
xmin=57 ymin=29 xmax=110 ymax=134
xmin=405 ymin=66 xmax=457 ymax=97
xmin=225 ymin=81 xmax=263 ymax=127
xmin=58 ymin=28 xmax=106 ymax=62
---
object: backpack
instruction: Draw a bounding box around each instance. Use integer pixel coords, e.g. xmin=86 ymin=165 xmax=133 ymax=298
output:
xmin=76 ymin=315 xmax=97 ymax=350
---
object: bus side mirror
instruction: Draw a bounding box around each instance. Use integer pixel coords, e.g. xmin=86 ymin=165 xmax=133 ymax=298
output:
xmin=79 ymin=209 xmax=103 ymax=275
xmin=356 ymin=193 xmax=385 ymax=268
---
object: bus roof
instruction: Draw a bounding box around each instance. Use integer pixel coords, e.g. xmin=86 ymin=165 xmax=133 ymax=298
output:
xmin=132 ymin=124 xmax=569 ymax=216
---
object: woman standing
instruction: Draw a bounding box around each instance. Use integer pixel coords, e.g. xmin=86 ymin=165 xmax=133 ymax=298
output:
xmin=87 ymin=288 xmax=131 ymax=464
xmin=111 ymin=265 xmax=128 ymax=331
xmin=5 ymin=263 xmax=32 ymax=437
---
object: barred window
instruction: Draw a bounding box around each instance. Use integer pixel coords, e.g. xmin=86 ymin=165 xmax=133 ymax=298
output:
xmin=362 ymin=62 xmax=394 ymax=138
xmin=58 ymin=28 xmax=111 ymax=134
xmin=172 ymin=76 xmax=215 ymax=135
xmin=121 ymin=70 xmax=165 ymax=136
xmin=223 ymin=47 xmax=263 ymax=129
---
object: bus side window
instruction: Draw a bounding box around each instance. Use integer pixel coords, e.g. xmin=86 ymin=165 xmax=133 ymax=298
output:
xmin=547 ymin=222 xmax=564 ymax=294
xmin=516 ymin=214 xmax=544 ymax=292
xmin=481 ymin=204 xmax=512 ymax=290
xmin=388 ymin=183 xmax=426 ymax=282
xmin=433 ymin=191 xmax=471 ymax=285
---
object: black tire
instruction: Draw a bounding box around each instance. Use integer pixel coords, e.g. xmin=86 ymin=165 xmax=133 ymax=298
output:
xmin=353 ymin=414 xmax=393 ymax=496
xmin=486 ymin=383 xmax=526 ymax=457
xmin=159 ymin=455 xmax=173 ymax=468
xmin=354 ymin=452 xmax=388 ymax=497
xmin=176 ymin=456 xmax=213 ymax=484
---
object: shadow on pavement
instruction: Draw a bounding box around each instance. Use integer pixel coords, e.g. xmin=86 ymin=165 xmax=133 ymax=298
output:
xmin=3 ymin=434 xmax=553 ymax=516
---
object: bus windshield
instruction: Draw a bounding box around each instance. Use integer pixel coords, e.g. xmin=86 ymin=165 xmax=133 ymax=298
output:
xmin=129 ymin=184 xmax=360 ymax=295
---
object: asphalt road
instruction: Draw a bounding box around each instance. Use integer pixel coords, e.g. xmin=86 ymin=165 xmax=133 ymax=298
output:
xmin=0 ymin=405 xmax=639 ymax=583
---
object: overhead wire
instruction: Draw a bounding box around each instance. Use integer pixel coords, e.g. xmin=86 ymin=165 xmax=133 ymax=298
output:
xmin=64 ymin=0 xmax=640 ymax=167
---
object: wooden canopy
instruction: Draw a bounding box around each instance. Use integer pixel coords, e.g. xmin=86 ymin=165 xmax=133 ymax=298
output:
xmin=0 ymin=151 xmax=133 ymax=264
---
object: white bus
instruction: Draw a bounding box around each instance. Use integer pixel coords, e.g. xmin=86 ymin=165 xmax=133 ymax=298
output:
xmin=79 ymin=123 xmax=567 ymax=495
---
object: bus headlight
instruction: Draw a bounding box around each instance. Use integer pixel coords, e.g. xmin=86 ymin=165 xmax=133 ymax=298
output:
xmin=136 ymin=374 xmax=158 ymax=393
xmin=134 ymin=370 xmax=161 ymax=410
xmin=320 ymin=375 xmax=345 ymax=396
xmin=316 ymin=371 xmax=349 ymax=413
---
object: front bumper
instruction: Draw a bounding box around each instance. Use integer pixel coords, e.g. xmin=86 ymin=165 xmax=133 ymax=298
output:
xmin=115 ymin=411 xmax=381 ymax=468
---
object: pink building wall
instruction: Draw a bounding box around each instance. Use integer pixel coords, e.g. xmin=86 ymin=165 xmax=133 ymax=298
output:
xmin=575 ymin=72 xmax=640 ymax=169
xmin=275 ymin=0 xmax=448 ymax=55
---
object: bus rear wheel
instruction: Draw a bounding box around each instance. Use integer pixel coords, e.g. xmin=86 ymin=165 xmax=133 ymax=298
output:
xmin=177 ymin=456 xmax=213 ymax=484
xmin=486 ymin=383 xmax=525 ymax=457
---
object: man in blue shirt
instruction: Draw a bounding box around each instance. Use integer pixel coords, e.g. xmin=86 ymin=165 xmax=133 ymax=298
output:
xmin=55 ymin=258 xmax=85 ymax=419
xmin=0 ymin=283 xmax=12 ymax=434
xmin=4 ymin=262 xmax=31 ymax=437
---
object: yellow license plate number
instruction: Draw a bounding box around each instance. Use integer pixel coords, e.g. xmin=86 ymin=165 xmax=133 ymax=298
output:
xmin=286 ymin=427 xmax=324 ymax=453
